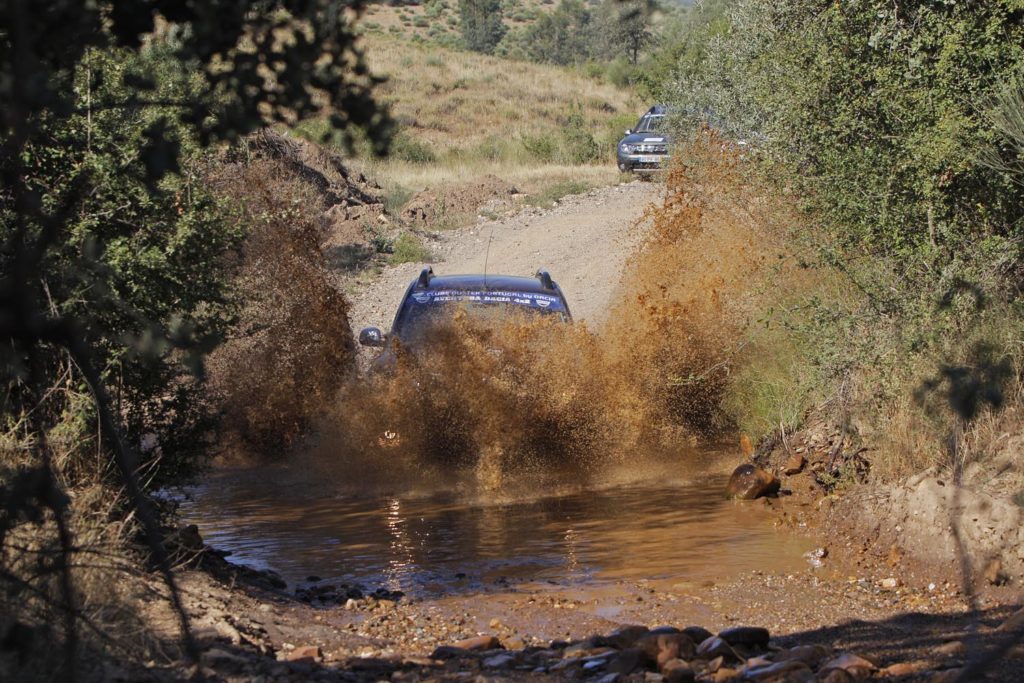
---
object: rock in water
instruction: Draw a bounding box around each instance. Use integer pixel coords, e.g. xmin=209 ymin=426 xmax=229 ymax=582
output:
xmin=726 ymin=464 xmax=780 ymax=500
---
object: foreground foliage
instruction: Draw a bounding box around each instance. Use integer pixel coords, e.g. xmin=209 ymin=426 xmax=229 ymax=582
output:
xmin=1 ymin=1 xmax=389 ymax=678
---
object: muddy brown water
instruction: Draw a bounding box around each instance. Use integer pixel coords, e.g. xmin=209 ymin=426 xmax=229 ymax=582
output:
xmin=172 ymin=466 xmax=813 ymax=597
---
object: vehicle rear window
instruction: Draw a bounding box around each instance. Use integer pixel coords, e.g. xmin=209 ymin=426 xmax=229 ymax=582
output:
xmin=394 ymin=289 xmax=569 ymax=342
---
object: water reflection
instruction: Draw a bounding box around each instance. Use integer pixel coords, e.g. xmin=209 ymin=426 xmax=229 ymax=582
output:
xmin=173 ymin=468 xmax=811 ymax=596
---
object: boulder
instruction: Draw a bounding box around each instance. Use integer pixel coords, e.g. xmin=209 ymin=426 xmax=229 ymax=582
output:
xmin=682 ymin=626 xmax=714 ymax=644
xmin=820 ymin=652 xmax=876 ymax=678
xmin=430 ymin=646 xmax=470 ymax=660
xmin=726 ymin=464 xmax=780 ymax=500
xmin=606 ymin=624 xmax=651 ymax=649
xmin=454 ymin=635 xmax=502 ymax=651
xmin=718 ymin=626 xmax=770 ymax=648
xmin=697 ymin=636 xmax=739 ymax=661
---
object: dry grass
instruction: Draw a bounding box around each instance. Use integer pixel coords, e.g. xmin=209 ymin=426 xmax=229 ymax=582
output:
xmin=293 ymin=33 xmax=640 ymax=224
xmin=362 ymin=161 xmax=622 ymax=197
xmin=362 ymin=33 xmax=634 ymax=151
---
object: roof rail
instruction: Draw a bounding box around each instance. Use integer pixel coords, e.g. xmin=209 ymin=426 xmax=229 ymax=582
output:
xmin=417 ymin=267 xmax=434 ymax=288
xmin=535 ymin=269 xmax=554 ymax=290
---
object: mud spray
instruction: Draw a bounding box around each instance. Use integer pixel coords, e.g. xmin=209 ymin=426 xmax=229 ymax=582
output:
xmin=233 ymin=137 xmax=797 ymax=499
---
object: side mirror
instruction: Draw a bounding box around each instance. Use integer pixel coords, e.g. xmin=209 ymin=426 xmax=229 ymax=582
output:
xmin=624 ymin=128 xmax=633 ymax=135
xmin=359 ymin=327 xmax=386 ymax=347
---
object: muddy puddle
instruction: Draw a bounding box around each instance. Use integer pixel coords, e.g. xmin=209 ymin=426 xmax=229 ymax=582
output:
xmin=172 ymin=467 xmax=813 ymax=597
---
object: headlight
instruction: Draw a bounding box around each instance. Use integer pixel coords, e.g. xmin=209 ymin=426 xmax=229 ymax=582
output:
xmin=620 ymin=143 xmax=636 ymax=154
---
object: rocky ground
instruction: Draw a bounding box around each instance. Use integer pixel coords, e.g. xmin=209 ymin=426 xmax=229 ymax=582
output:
xmin=127 ymin=475 xmax=1024 ymax=683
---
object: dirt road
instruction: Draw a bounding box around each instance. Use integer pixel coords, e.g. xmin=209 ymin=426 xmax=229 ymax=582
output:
xmin=349 ymin=181 xmax=660 ymax=335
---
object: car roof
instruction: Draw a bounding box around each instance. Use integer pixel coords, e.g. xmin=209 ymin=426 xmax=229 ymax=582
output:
xmin=415 ymin=273 xmax=561 ymax=295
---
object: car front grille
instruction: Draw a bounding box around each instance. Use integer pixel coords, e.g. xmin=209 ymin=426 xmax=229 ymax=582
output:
xmin=634 ymin=144 xmax=668 ymax=154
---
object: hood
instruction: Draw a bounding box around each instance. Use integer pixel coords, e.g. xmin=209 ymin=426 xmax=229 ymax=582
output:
xmin=619 ymin=131 xmax=671 ymax=146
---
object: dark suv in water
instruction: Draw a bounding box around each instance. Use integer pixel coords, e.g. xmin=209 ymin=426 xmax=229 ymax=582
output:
xmin=616 ymin=105 xmax=670 ymax=175
xmin=358 ymin=268 xmax=573 ymax=359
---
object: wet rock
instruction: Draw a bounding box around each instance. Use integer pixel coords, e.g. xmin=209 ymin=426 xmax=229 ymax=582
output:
xmin=482 ymin=653 xmax=516 ymax=669
xmin=719 ymin=626 xmax=770 ymax=648
xmin=774 ymin=645 xmax=829 ymax=668
xmin=608 ymin=648 xmax=648 ymax=675
xmin=682 ymin=626 xmax=714 ymax=644
xmin=649 ymin=626 xmax=682 ymax=636
xmin=430 ymin=646 xmax=470 ymax=660
xmin=726 ymin=464 xmax=780 ymax=500
xmin=697 ymin=637 xmax=739 ymax=661
xmin=928 ymin=669 xmax=964 ymax=683
xmin=820 ymin=652 xmax=876 ymax=678
xmin=564 ymin=637 xmax=611 ymax=657
xmin=660 ymin=658 xmax=695 ymax=683
xmin=606 ymin=624 xmax=650 ymax=649
xmin=454 ymin=635 xmax=502 ymax=651
xmin=742 ymin=660 xmax=813 ymax=682
xmin=596 ymin=674 xmax=622 ymax=683
xmin=583 ymin=654 xmax=613 ymax=672
xmin=550 ymin=656 xmax=584 ymax=672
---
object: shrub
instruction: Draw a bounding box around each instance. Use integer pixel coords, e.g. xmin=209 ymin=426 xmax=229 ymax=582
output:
xmin=391 ymin=134 xmax=438 ymax=163
xmin=561 ymin=108 xmax=601 ymax=164
xmin=390 ymin=232 xmax=434 ymax=264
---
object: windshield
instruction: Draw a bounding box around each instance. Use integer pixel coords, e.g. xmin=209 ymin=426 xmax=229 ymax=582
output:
xmin=393 ymin=289 xmax=570 ymax=344
xmin=634 ymin=114 xmax=665 ymax=134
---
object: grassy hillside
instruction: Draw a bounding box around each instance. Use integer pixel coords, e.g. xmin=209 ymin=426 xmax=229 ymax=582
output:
xmin=297 ymin=32 xmax=642 ymax=207
xmin=362 ymin=0 xmax=553 ymax=44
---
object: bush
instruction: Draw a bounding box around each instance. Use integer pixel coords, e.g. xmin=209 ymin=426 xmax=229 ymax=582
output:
xmin=562 ymin=108 xmax=601 ymax=164
xmin=390 ymin=232 xmax=434 ymax=264
xmin=390 ymin=133 xmax=438 ymax=163
xmin=520 ymin=132 xmax=560 ymax=162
